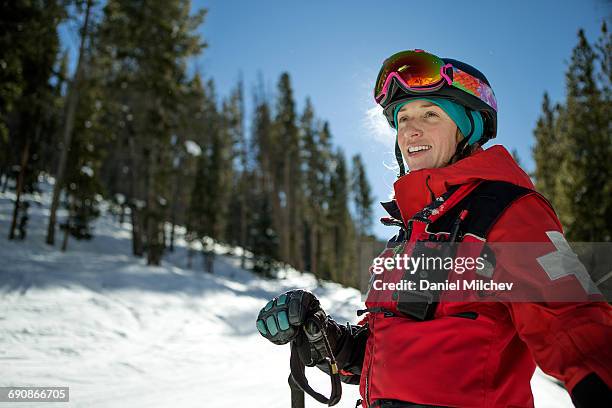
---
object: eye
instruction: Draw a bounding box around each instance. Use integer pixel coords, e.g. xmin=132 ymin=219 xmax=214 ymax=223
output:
xmin=424 ymin=111 xmax=439 ymax=118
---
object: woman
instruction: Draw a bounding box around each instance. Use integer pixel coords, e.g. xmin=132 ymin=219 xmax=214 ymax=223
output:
xmin=256 ymin=49 xmax=612 ymax=408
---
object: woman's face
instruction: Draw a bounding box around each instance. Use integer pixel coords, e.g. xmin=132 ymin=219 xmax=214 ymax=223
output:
xmin=396 ymin=101 xmax=460 ymax=171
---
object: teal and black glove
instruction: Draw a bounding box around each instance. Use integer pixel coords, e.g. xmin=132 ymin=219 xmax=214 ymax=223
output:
xmin=256 ymin=289 xmax=322 ymax=345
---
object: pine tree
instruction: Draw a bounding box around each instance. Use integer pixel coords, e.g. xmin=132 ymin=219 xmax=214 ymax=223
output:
xmin=251 ymin=83 xmax=274 ymax=197
xmin=325 ymin=148 xmax=355 ymax=285
xmin=555 ymin=29 xmax=611 ymax=241
xmin=60 ymin=51 xmax=107 ymax=250
xmin=273 ymin=73 xmax=303 ymax=269
xmin=351 ymin=154 xmax=380 ymax=290
xmin=231 ymin=79 xmax=251 ymax=269
xmin=315 ymin=121 xmax=335 ymax=282
xmin=95 ymin=0 xmax=207 ymax=264
xmin=186 ymin=79 xmax=230 ymax=273
xmin=0 ymin=1 xmax=65 ymax=177
xmin=222 ymin=80 xmax=246 ymax=250
xmin=351 ymin=154 xmax=373 ymax=236
xmin=249 ymin=90 xmax=279 ymax=276
xmin=46 ymin=0 xmax=94 ymax=246
xmin=4 ymin=1 xmax=66 ymax=240
xmin=250 ymin=190 xmax=279 ymax=277
xmin=300 ymin=98 xmax=321 ymax=275
xmin=595 ymin=21 xmax=611 ymax=92
xmin=594 ymin=21 xmax=612 ymax=241
xmin=166 ymin=75 xmax=205 ymax=252
xmin=532 ymin=93 xmax=561 ymax=204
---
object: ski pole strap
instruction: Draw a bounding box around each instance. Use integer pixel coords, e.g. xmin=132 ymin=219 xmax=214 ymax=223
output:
xmin=289 ymin=316 xmax=342 ymax=406
xmin=288 ymin=373 xmax=305 ymax=408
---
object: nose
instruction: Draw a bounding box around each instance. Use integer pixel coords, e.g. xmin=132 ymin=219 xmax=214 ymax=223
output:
xmin=398 ymin=122 xmax=422 ymax=143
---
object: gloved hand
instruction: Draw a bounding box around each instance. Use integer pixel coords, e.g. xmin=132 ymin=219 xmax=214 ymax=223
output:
xmin=256 ymin=289 xmax=323 ymax=345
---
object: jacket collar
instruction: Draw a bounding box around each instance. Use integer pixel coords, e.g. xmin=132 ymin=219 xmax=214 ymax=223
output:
xmin=386 ymin=145 xmax=535 ymax=225
xmin=380 ymin=199 xmax=403 ymax=222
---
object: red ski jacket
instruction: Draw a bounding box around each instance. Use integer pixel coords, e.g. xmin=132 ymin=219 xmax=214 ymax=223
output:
xmin=357 ymin=145 xmax=612 ymax=407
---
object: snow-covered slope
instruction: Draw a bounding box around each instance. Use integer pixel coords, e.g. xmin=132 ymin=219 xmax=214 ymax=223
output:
xmin=0 ymin=177 xmax=573 ymax=407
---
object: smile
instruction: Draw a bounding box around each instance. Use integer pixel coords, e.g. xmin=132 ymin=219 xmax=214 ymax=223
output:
xmin=407 ymin=145 xmax=432 ymax=154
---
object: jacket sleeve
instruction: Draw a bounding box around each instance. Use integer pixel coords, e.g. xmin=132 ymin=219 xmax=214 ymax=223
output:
xmin=294 ymin=315 xmax=369 ymax=384
xmin=487 ymin=193 xmax=612 ymax=401
xmin=323 ymin=320 xmax=369 ymax=384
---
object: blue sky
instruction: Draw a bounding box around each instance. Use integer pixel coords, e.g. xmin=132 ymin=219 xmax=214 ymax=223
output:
xmin=192 ymin=0 xmax=609 ymax=239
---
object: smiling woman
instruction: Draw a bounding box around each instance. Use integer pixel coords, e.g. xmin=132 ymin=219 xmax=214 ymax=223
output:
xmin=256 ymin=48 xmax=612 ymax=408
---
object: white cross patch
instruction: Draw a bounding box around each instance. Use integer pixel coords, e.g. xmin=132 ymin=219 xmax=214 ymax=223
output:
xmin=536 ymin=231 xmax=600 ymax=295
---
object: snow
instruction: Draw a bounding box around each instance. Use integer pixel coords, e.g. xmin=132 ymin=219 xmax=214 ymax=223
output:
xmin=0 ymin=177 xmax=574 ymax=407
xmin=80 ymin=166 xmax=94 ymax=177
xmin=184 ymin=140 xmax=202 ymax=157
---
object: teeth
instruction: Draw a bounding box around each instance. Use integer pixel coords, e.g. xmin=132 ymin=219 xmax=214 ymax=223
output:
xmin=408 ymin=145 xmax=431 ymax=153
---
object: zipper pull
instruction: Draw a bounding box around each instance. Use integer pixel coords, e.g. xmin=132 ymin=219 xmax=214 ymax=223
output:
xmin=449 ymin=209 xmax=469 ymax=243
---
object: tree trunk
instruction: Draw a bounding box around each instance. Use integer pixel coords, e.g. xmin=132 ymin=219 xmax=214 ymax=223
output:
xmin=61 ymin=197 xmax=74 ymax=252
xmin=187 ymin=244 xmax=193 ymax=269
xmin=169 ymin=222 xmax=175 ymax=252
xmin=239 ymin=182 xmax=247 ymax=269
xmin=8 ymin=138 xmax=31 ymax=240
xmin=202 ymin=240 xmax=214 ymax=274
xmin=46 ymin=0 xmax=93 ymax=246
xmin=282 ymin=160 xmax=291 ymax=264
xmin=119 ymin=203 xmax=125 ymax=225
xmin=146 ymin=146 xmax=163 ymax=266
xmin=61 ymin=220 xmax=70 ymax=251
xmin=126 ymin=125 xmax=143 ymax=256
xmin=310 ymin=223 xmax=318 ymax=277
xmin=130 ymin=204 xmax=144 ymax=256
xmin=168 ymin=170 xmax=180 ymax=252
xmin=0 ymin=167 xmax=7 ymax=193
xmin=1 ymin=169 xmax=9 ymax=193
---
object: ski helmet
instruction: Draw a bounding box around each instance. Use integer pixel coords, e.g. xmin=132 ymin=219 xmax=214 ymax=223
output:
xmin=374 ymin=50 xmax=498 ymax=175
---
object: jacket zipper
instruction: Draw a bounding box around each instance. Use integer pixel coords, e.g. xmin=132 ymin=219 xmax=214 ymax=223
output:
xmin=365 ymin=314 xmax=374 ymax=406
xmin=364 ymin=376 xmax=369 ymax=406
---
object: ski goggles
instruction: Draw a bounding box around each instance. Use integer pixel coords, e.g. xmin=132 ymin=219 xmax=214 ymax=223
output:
xmin=374 ymin=49 xmax=497 ymax=112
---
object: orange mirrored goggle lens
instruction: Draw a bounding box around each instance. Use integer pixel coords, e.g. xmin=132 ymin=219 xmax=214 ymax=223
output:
xmin=374 ymin=50 xmax=445 ymax=100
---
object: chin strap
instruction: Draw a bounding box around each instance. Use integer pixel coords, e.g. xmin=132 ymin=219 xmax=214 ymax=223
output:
xmin=395 ymin=137 xmax=406 ymax=178
xmin=448 ymin=109 xmax=474 ymax=165
xmin=289 ymin=314 xmax=342 ymax=406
